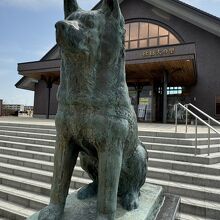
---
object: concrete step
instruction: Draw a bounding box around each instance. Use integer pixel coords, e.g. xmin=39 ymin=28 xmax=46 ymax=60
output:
xmin=180 ymin=196 xmax=220 ymax=219
xmin=145 ymin=142 xmax=220 ymax=155
xmin=0 ymin=154 xmax=54 ymax=172
xmin=149 ymin=158 xmax=220 ymax=175
xmin=0 ymin=146 xmax=54 ymax=162
xmin=3 ymin=152 xmax=220 ymax=201
xmin=0 ymin=185 xmax=49 ymax=210
xmin=0 ymin=121 xmax=219 ymax=220
xmin=139 ymin=130 xmax=220 ymax=139
xmin=0 ymin=134 xmax=219 ymax=157
xmin=0 ymin=162 xmax=91 ymax=189
xmin=0 ymin=122 xmax=55 ymax=130
xmin=0 ymin=135 xmax=55 ymax=146
xmin=0 ymin=130 xmax=56 ymax=140
xmin=147 ymin=167 xmax=220 ymax=188
xmin=0 ymin=125 xmax=56 ymax=135
xmin=0 ymin=154 xmax=88 ymax=179
xmin=0 ymin=140 xmax=55 ymax=154
xmin=176 ymin=212 xmax=215 ymax=220
xmin=0 ymin=172 xmax=75 ymax=197
xmin=148 ymin=150 xmax=220 ymax=164
xmin=140 ymin=136 xmax=220 ymax=146
xmin=0 ymin=198 xmax=36 ymax=220
xmin=0 ymin=172 xmax=52 ymax=197
xmin=146 ymin=178 xmax=220 ymax=203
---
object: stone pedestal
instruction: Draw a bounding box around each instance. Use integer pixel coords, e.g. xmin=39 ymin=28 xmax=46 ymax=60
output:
xmin=28 ymin=183 xmax=177 ymax=220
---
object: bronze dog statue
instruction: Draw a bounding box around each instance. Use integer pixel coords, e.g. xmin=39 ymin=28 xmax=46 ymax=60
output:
xmin=39 ymin=0 xmax=147 ymax=219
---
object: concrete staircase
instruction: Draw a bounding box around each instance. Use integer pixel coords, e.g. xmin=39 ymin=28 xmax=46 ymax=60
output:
xmin=0 ymin=122 xmax=219 ymax=219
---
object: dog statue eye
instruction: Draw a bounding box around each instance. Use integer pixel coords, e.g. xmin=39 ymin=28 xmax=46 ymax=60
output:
xmin=86 ymin=20 xmax=95 ymax=29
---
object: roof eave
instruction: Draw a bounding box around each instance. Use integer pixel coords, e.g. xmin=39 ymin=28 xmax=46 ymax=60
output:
xmin=145 ymin=0 xmax=220 ymax=37
xmin=15 ymin=76 xmax=37 ymax=91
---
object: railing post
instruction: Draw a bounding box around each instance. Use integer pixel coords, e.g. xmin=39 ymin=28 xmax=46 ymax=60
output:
xmin=185 ymin=104 xmax=188 ymax=134
xmin=208 ymin=118 xmax=211 ymax=156
xmin=195 ymin=118 xmax=198 ymax=156
xmin=175 ymin=105 xmax=178 ymax=133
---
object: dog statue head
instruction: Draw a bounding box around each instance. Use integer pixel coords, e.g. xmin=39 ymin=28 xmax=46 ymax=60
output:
xmin=55 ymin=0 xmax=125 ymax=64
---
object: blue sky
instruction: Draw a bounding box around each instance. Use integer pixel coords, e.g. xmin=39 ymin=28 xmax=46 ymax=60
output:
xmin=0 ymin=0 xmax=220 ymax=106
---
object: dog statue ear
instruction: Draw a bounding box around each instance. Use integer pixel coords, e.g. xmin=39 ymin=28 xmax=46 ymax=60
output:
xmin=64 ymin=0 xmax=79 ymax=18
xmin=102 ymin=0 xmax=121 ymax=19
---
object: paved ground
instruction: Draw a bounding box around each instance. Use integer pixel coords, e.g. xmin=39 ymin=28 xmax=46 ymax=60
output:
xmin=0 ymin=116 xmax=55 ymax=126
xmin=1 ymin=116 xmax=220 ymax=134
xmin=138 ymin=122 xmax=220 ymax=133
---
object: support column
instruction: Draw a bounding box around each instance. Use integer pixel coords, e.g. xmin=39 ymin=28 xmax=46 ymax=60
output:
xmin=41 ymin=76 xmax=53 ymax=120
xmin=47 ymin=88 xmax=51 ymax=119
xmin=163 ymin=71 xmax=168 ymax=124
xmin=46 ymin=78 xmax=53 ymax=120
xmin=41 ymin=75 xmax=59 ymax=119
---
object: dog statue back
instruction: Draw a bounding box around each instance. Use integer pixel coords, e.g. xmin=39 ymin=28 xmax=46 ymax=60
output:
xmin=39 ymin=0 xmax=148 ymax=220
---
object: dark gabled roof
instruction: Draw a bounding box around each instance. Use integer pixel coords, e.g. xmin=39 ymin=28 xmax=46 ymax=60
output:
xmin=41 ymin=0 xmax=220 ymax=62
xmin=16 ymin=0 xmax=220 ymax=91
xmin=145 ymin=0 xmax=220 ymax=37
xmin=93 ymin=0 xmax=220 ymax=37
xmin=15 ymin=76 xmax=38 ymax=91
xmin=175 ymin=0 xmax=220 ymax=22
xmin=40 ymin=45 xmax=59 ymax=61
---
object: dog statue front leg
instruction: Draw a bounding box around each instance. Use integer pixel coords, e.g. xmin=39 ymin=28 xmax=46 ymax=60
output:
xmin=38 ymin=131 xmax=79 ymax=220
xmin=97 ymin=144 xmax=123 ymax=220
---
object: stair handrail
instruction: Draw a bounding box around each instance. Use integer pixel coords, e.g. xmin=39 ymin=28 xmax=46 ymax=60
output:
xmin=186 ymin=103 xmax=220 ymax=126
xmin=174 ymin=102 xmax=220 ymax=156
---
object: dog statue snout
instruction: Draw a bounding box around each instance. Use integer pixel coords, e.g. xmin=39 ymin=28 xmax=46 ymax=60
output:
xmin=55 ymin=21 xmax=66 ymax=31
xmin=56 ymin=20 xmax=80 ymax=31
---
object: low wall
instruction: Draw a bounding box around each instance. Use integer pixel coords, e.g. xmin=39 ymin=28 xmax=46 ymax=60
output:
xmin=33 ymin=114 xmax=56 ymax=119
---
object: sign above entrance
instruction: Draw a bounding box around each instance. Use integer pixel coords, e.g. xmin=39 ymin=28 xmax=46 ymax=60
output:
xmin=125 ymin=42 xmax=196 ymax=65
xmin=143 ymin=47 xmax=176 ymax=57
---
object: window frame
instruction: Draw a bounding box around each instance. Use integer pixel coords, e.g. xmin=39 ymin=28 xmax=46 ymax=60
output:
xmin=125 ymin=20 xmax=182 ymax=50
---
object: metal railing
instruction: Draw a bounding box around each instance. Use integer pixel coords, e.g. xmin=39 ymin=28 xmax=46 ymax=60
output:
xmin=174 ymin=103 xmax=220 ymax=156
xmin=186 ymin=103 xmax=220 ymax=127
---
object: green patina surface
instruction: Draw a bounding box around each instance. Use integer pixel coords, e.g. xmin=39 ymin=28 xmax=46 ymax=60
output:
xmin=37 ymin=0 xmax=149 ymax=219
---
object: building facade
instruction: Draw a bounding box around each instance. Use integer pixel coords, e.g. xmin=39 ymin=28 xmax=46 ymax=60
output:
xmin=3 ymin=104 xmax=25 ymax=112
xmin=16 ymin=0 xmax=220 ymax=122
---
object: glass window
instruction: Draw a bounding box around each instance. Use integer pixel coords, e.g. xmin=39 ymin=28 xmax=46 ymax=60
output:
xmin=125 ymin=21 xmax=180 ymax=50
xmin=125 ymin=24 xmax=130 ymax=41
xmin=139 ymin=22 xmax=148 ymax=39
xmin=149 ymin=24 xmax=158 ymax=37
xmin=167 ymin=87 xmax=183 ymax=96
xmin=125 ymin=42 xmax=129 ymax=49
xmin=159 ymin=26 xmax=169 ymax=36
xmin=130 ymin=41 xmax=138 ymax=49
xmin=149 ymin=38 xmax=158 ymax=47
xmin=159 ymin=36 xmax=168 ymax=46
xmin=130 ymin=23 xmax=139 ymax=40
xmin=139 ymin=39 xmax=148 ymax=48
xmin=169 ymin=33 xmax=179 ymax=45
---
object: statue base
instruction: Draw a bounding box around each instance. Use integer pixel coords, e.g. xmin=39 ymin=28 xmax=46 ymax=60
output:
xmin=27 ymin=183 xmax=180 ymax=220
